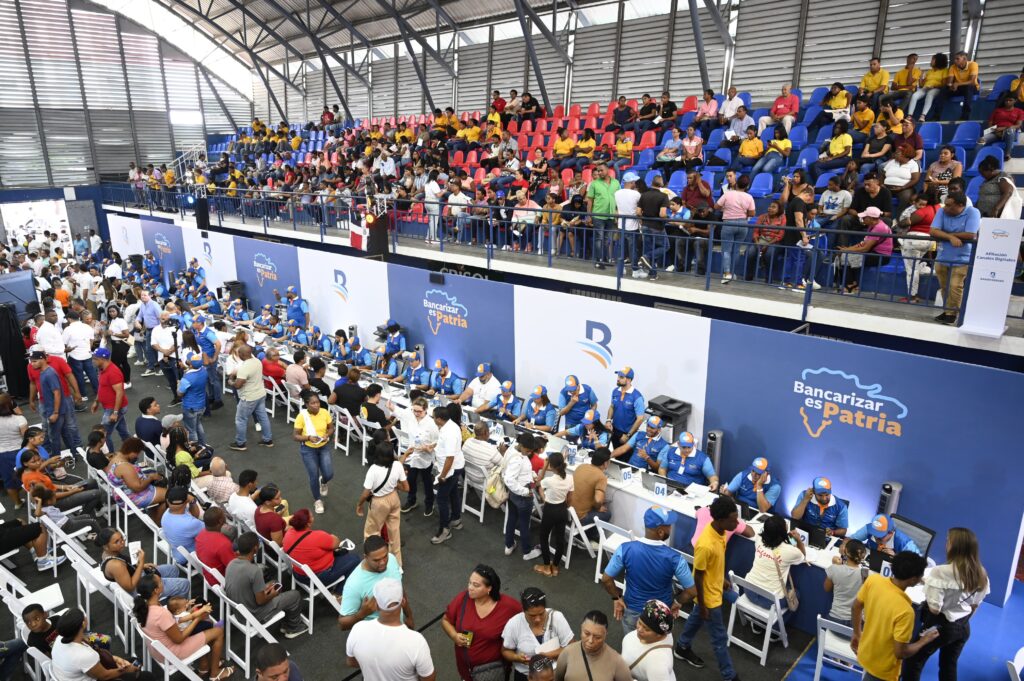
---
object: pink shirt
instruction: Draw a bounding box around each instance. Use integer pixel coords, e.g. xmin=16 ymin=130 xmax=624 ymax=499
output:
xmin=691 ymin=506 xmax=747 ymax=548
xmin=715 ymin=189 xmax=756 ymax=221
xmin=863 ymin=221 xmax=894 ymax=256
xmin=681 ymin=136 xmax=703 ymax=161
xmin=695 ymin=99 xmax=719 ymax=119
xmin=771 ymin=94 xmax=800 ymax=116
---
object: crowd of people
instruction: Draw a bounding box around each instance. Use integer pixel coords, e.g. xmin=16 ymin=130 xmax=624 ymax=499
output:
xmin=0 ymin=220 xmax=998 ymax=681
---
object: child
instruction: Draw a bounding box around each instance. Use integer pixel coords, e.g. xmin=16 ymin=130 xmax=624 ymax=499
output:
xmin=30 ymin=484 xmax=100 ymax=540
xmin=22 ymin=604 xmax=110 ymax=657
xmin=84 ymin=428 xmax=111 ymax=472
xmin=796 ymin=206 xmax=827 ymax=291
xmin=166 ymin=597 xmax=217 ymax=635
xmin=824 ymin=539 xmax=868 ymax=626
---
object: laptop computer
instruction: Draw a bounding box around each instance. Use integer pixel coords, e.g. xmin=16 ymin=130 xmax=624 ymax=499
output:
xmin=738 ymin=503 xmax=760 ymax=522
xmin=607 ymin=460 xmax=640 ymax=484
xmin=798 ymin=522 xmax=830 ymax=550
xmin=641 ymin=471 xmax=670 ymax=494
xmin=867 ymin=548 xmax=893 ymax=573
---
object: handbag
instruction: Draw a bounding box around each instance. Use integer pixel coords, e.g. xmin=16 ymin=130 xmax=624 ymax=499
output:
xmin=628 ymin=644 xmax=673 ymax=670
xmin=772 ymin=549 xmax=800 ymax=611
xmin=457 ymin=594 xmax=509 ymax=681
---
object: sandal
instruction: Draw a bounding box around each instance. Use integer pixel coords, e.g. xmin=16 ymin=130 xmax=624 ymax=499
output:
xmin=211 ymin=666 xmax=236 ymax=681
xmin=532 ymin=565 xmax=552 ymax=576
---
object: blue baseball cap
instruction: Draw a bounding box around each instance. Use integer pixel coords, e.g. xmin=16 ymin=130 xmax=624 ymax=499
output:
xmin=751 ymin=457 xmax=769 ymax=472
xmin=287 ymin=320 xmax=297 ymax=327
xmin=92 ymin=348 xmax=111 ymax=360
xmin=869 ymin=514 xmax=893 ymax=538
xmin=434 ymin=358 xmax=447 ymax=369
xmin=350 ymin=336 xmax=360 ymax=346
xmin=496 ymin=190 xmax=506 ymax=198
xmin=644 ymin=505 xmax=678 ymax=529
xmin=813 ymin=477 xmax=832 ymax=495
xmin=564 ymin=374 xmax=579 ymax=389
xmin=677 ymin=431 xmax=696 ymax=448
xmin=531 ymin=385 xmax=547 ymax=398
xmin=189 ymin=356 xmax=203 ymax=368
xmin=476 ymin=362 xmax=491 ymax=377
xmin=312 ymin=325 xmax=320 ymax=334
xmin=232 ymin=298 xmax=242 ymax=306
xmin=616 ymin=366 xmax=635 ymax=379
xmin=286 ymin=285 xmax=298 ymax=295
xmin=581 ymin=409 xmax=597 ymax=425
xmin=386 ymin=318 xmax=397 ymax=326
xmin=622 ymin=171 xmax=640 ymax=183
xmin=646 ymin=416 xmax=664 ymax=430
xmin=262 ymin=304 xmax=271 ymax=311
xmin=500 ymin=380 xmax=514 ymax=394
xmin=194 ymin=314 xmax=208 ymax=325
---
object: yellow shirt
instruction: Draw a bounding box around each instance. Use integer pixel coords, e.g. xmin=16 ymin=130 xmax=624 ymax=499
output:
xmin=226 ymin=181 xmax=237 ymax=198
xmin=852 ymin=108 xmax=876 ymax=134
xmin=948 ymin=61 xmax=978 ymax=85
xmin=553 ymin=136 xmax=576 ymax=157
xmin=1012 ymin=78 xmax=1024 ymax=100
xmin=487 ymin=112 xmax=502 ymax=130
xmin=290 ymin=136 xmax=302 ymax=151
xmin=738 ymin=137 xmax=763 ymax=159
xmin=924 ymin=68 xmax=948 ymax=88
xmin=433 ymin=114 xmax=455 ymax=130
xmin=163 ymin=170 xmax=175 ymax=186
xmin=693 ymin=523 xmax=727 ymax=608
xmin=294 ymin=408 xmax=332 ymax=449
xmin=765 ymin=138 xmax=791 ymax=156
xmin=369 ymin=131 xmax=384 ymax=141
xmin=860 ymin=69 xmax=890 ymax=93
xmin=892 ymin=67 xmax=922 ymax=90
xmin=395 ymin=129 xmax=414 ymax=143
xmin=828 ymin=133 xmax=853 ymax=157
xmin=883 ymin=108 xmax=904 ymax=133
xmin=194 ymin=173 xmax=207 ymax=184
xmin=615 ymin=139 xmax=633 ymax=159
xmin=464 ymin=126 xmax=482 ymax=143
xmin=576 ymin=138 xmax=596 ymax=159
xmin=824 ymin=90 xmax=851 ymax=110
xmin=855 ymin=575 xmax=914 ymax=681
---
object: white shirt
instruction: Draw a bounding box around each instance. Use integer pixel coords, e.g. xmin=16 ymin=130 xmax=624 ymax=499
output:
xmin=720 ymin=95 xmax=744 ymax=119
xmin=744 ymin=536 xmax=805 ymax=598
xmin=104 ymin=262 xmax=123 ymax=279
xmin=108 ymin=317 xmax=129 ymax=344
xmin=924 ymin=564 xmax=990 ymax=622
xmin=615 ymin=188 xmax=642 ymax=231
xmin=503 ymin=453 xmax=534 ymax=497
xmin=461 ymin=439 xmax=503 ymax=486
xmin=226 ymin=493 xmax=257 ymax=529
xmin=434 ymin=420 xmax=464 ymax=477
xmin=363 ymin=462 xmax=407 ymax=496
xmin=620 ymin=631 xmax=675 ymax=681
xmin=72 ymin=271 xmax=92 ymax=296
xmin=424 ymin=181 xmax=443 ymax=210
xmin=51 ymin=640 xmax=100 ymax=681
xmin=397 ymin=409 xmax=438 ymax=470
xmin=62 ymin=321 xmax=96 ymax=361
xmin=346 ymin=619 xmax=434 ymax=681
xmin=541 ymin=472 xmax=574 ymax=504
xmin=466 ymin=376 xmax=502 ymax=408
xmin=501 ymin=609 xmax=574 ymax=675
xmin=447 ymin=191 xmax=471 ymax=216
xmin=36 ymin=321 xmax=66 ymax=357
xmin=150 ymin=324 xmax=177 ymax=358
xmin=90 ymin=235 xmax=102 ymax=251
xmin=882 ymin=158 xmax=920 ymax=188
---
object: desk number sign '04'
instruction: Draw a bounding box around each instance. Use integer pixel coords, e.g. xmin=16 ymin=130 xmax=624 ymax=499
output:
xmin=653 ymin=481 xmax=668 ymax=497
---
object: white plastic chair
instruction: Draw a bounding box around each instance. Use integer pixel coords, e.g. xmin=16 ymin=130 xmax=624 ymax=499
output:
xmin=62 ymin=545 xmax=115 ymax=624
xmin=177 ymin=546 xmax=225 ymax=608
xmin=726 ymin=570 xmax=790 ymax=666
xmin=38 ymin=515 xmax=93 ymax=577
xmin=562 ymin=506 xmax=597 ymax=570
xmin=1008 ymin=646 xmax=1024 ymax=681
xmin=330 ymin=404 xmax=353 ymax=457
xmin=593 ymin=518 xmax=634 ymax=585
xmin=461 ymin=464 xmax=490 ymax=523
xmin=0 ymin=561 xmax=65 ymax=619
xmin=139 ymin=625 xmax=209 ymax=681
xmin=813 ymin=615 xmax=862 ymax=680
xmin=282 ymin=381 xmax=303 ymax=423
xmin=212 ymin=584 xmax=284 ymax=677
xmin=281 ymin=549 xmax=351 ymax=634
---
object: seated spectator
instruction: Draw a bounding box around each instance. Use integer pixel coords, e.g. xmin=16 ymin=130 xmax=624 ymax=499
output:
xmin=811 ymin=120 xmax=853 ymax=179
xmin=881 ymin=144 xmax=922 ymax=216
xmin=745 ymin=200 xmax=786 ymax=281
xmin=18 ymin=448 xmax=103 ymax=517
xmin=757 ymin=84 xmax=799 ymax=134
xmin=751 ymin=126 xmax=790 ymax=177
xmin=611 ymin=130 xmax=634 ymax=175
xmin=716 ymin=86 xmax=744 ymax=128
xmin=849 ymin=97 xmax=876 ymax=144
xmin=462 ymin=423 xmax=505 ymax=488
xmin=679 ymin=126 xmax=704 ymax=170
xmin=652 ymin=126 xmax=684 ymax=173
xmin=224 ymin=532 xmax=306 ymax=639
xmin=519 ymin=93 xmax=541 ymax=122
xmin=254 ymin=484 xmax=287 ymax=545
xmin=134 ymin=396 xmax=163 ymax=446
xmin=807 ymin=82 xmax=851 ymax=140
xmin=858 ymin=57 xmax=891 ymax=110
xmin=204 ymin=457 xmax=237 ymax=505
xmin=625 ymin=94 xmax=658 ymax=135
xmin=924 ymin=145 xmax=963 ymax=201
xmin=261 ymin=348 xmax=287 ymax=390
xmin=226 ymin=469 xmax=259 ymax=529
xmin=96 ymin=526 xmax=190 ymax=597
xmin=978 ymin=95 xmax=1023 ymax=158
xmin=722 ymin=106 xmax=754 ymax=147
xmin=890 ymin=118 xmax=923 ymax=162
xmin=51 ymin=608 xmax=155 ymax=681
xmin=730 ymin=126 xmax=763 ymax=172
xmin=838 ymin=206 xmax=893 ymax=294
xmin=908 ymin=52 xmax=949 ymax=121
xmin=859 ymin=123 xmax=893 ymax=173
xmin=939 ymin=51 xmax=980 ymax=120
xmin=29 ymin=484 xmax=100 ymax=540
xmin=166 ymin=425 xmax=214 ymax=488
xmin=880 ymin=53 xmax=922 ymax=112
xmin=692 ymin=89 xmax=719 ymax=140
xmin=823 ymin=539 xmax=868 ymax=626
xmin=282 ymin=508 xmax=360 ymax=593
xmin=195 ymin=506 xmax=237 ymax=585
xmin=605 ymin=96 xmax=636 ymax=132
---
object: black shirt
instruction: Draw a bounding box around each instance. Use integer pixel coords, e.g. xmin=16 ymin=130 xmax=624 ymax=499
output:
xmin=333 ymin=382 xmax=366 ymax=418
xmin=850 ymin=186 xmax=894 ymax=217
xmin=134 ymin=416 xmax=162 ymax=447
xmin=659 ymin=101 xmax=678 ymax=118
xmin=783 ymin=196 xmax=810 ymax=245
xmin=309 ymin=377 xmax=331 ymax=403
xmin=360 ymin=402 xmax=388 ymax=429
xmin=27 ymin=616 xmax=59 ymax=656
xmin=638 ymin=103 xmax=658 ymax=120
xmin=638 ymin=189 xmax=670 ymax=230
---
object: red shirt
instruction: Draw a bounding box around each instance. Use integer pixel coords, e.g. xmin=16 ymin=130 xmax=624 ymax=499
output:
xmin=27 ymin=356 xmax=72 ymax=396
xmin=254 ymin=507 xmax=285 ymax=541
xmin=262 ymin=359 xmax=286 ymax=390
xmin=282 ymin=528 xmax=335 ymax=574
xmin=195 ymin=529 xmax=236 ymax=585
xmin=97 ymin=362 xmax=125 ymax=410
xmin=492 ymin=97 xmax=506 ymax=113
xmin=990 ymin=107 xmax=1024 ymax=129
xmin=682 ymin=181 xmax=713 ymax=210
xmin=910 ymin=204 xmax=938 ymax=234
xmin=771 ymin=94 xmax=800 ymax=117
xmin=444 ymin=592 xmax=522 ymax=680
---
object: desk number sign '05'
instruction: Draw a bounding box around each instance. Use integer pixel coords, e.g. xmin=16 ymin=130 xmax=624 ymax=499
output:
xmin=621 ymin=468 xmax=633 ymax=483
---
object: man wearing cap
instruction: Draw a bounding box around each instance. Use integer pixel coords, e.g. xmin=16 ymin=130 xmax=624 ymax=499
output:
xmin=658 ymin=431 xmax=719 ymax=490
xmin=397 ymin=352 xmax=430 ymax=391
xmin=91 ymin=348 xmax=129 ymax=451
xmin=345 ymin=577 xmax=433 ymax=681
xmin=384 ymin=319 xmax=405 ymax=355
xmin=612 ymin=416 xmax=668 ymax=470
xmin=426 ymin=359 xmax=457 ymax=397
xmin=557 ymin=375 xmax=599 ymax=430
xmin=606 ymin=367 xmax=646 ymax=447
xmin=476 ymin=380 xmax=522 ymax=421
xmin=347 ymin=337 xmax=373 ymax=371
xmin=454 ymin=362 xmax=502 ymax=409
xmin=161 ymin=486 xmax=204 ymax=565
xmin=286 ymin=321 xmax=308 ymax=349
xmin=600 ymin=505 xmax=696 ymax=633
xmin=273 ymin=286 xmax=310 ymax=328
xmin=29 ymin=350 xmax=82 ymax=455
xmin=514 ymin=386 xmax=558 ymax=432
xmin=177 ymin=356 xmax=209 ymax=445
xmin=307 ymin=326 xmax=333 ymax=355
xmin=227 ymin=299 xmax=252 ymax=325
xmin=191 ymin=315 xmax=224 ymax=411
xmin=791 ymin=477 xmax=849 ymax=536
xmin=27 ymin=345 xmax=83 ymax=415
xmin=848 ymin=514 xmax=922 ymax=556
xmin=722 ymin=457 xmax=782 ymax=513
xmin=554 ymin=409 xmax=610 ymax=449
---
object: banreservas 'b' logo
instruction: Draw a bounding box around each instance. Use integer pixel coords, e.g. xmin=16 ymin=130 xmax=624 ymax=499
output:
xmin=578 ymin=321 xmax=613 ymax=369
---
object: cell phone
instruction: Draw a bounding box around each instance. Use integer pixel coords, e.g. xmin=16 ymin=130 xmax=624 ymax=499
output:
xmin=272 ymin=582 xmax=283 ymax=591
xmin=920 ymin=625 xmax=939 ymax=637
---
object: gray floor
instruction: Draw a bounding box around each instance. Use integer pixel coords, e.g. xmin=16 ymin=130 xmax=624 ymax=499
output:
xmin=1 ymin=369 xmax=810 ymax=680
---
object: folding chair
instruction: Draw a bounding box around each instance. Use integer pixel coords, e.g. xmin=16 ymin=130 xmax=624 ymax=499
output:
xmin=177 ymin=547 xmax=225 ymax=608
xmin=330 ymin=405 xmax=353 ymax=457
xmin=460 ymin=465 xmax=490 ymax=523
xmin=593 ymin=518 xmax=634 ymax=585
xmin=212 ymin=584 xmax=284 ymax=677
xmin=0 ymin=561 xmax=65 ymax=621
xmin=142 ymin=441 xmax=169 ymax=475
xmin=140 ymin=627 xmax=209 ymax=681
xmin=38 ymin=515 xmax=93 ymax=577
xmin=813 ymin=615 xmax=862 ymax=680
xmin=282 ymin=381 xmax=303 ymax=423
xmin=726 ymin=570 xmax=789 ymax=666
xmin=62 ymin=545 xmax=115 ymax=624
xmin=281 ymin=548 xmax=352 ymax=634
xmin=562 ymin=506 xmax=596 ymax=570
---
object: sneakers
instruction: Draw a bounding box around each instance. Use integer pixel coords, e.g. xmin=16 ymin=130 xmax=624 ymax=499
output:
xmin=934 ymin=313 xmax=957 ymax=325
xmin=423 ymin=506 xmax=434 ymax=517
xmin=123 ymin=382 xmax=132 ymax=390
xmin=673 ymin=644 xmax=705 ymax=668
xmin=281 ymin=627 xmax=305 ymax=640
xmin=141 ymin=369 xmax=158 ymax=377
xmin=319 ymin=479 xmax=329 ymax=497
xmin=589 ymin=540 xmax=601 ymax=552
xmin=721 ymin=273 xmax=732 ymax=284
xmin=504 ymin=543 xmax=517 ymax=556
xmin=134 ymin=360 xmax=146 ymax=366
xmin=314 ymin=500 xmax=325 ymax=514
xmin=638 ymin=256 xmax=652 ymax=271
xmin=229 ymin=442 xmax=248 ymax=451
xmin=523 ymin=547 xmax=542 ymax=561
xmin=258 ymin=440 xmax=274 ymax=447
xmin=594 ymin=261 xmax=606 ymax=270
xmin=805 ymin=278 xmax=822 ymax=290
xmin=647 ymin=271 xmax=659 ymax=281
xmin=631 ymin=268 xmax=646 ymax=279
xmin=401 ymin=500 xmax=419 ymax=514
xmin=431 ymin=529 xmax=452 ymax=544
xmin=665 ymin=264 xmax=676 ymax=272
xmin=170 ymin=398 xmax=182 ymax=406
xmin=450 ymin=519 xmax=464 ymax=530
xmin=36 ymin=555 xmax=67 ymax=572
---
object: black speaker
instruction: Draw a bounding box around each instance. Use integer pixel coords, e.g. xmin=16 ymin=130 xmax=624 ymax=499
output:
xmin=195 ymin=197 xmax=210 ymax=231
xmin=222 ymin=280 xmax=246 ymax=305
xmin=128 ymin=254 xmax=143 ymax=271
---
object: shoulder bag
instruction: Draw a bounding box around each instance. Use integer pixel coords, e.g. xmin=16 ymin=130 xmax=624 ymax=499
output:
xmin=628 ymin=644 xmax=673 ymax=671
xmin=579 ymin=641 xmax=595 ymax=681
xmin=773 ymin=548 xmax=800 ymax=611
xmin=457 ymin=593 xmax=508 ymax=681
xmin=367 ymin=464 xmax=397 ymax=508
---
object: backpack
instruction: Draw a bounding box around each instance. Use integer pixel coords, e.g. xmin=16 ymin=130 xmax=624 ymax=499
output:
xmin=484 ymin=453 xmax=512 ymax=509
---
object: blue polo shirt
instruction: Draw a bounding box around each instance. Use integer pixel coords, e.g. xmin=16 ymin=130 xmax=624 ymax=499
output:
xmin=610 ymin=387 xmax=645 ymax=433
xmin=385 ymin=332 xmax=406 ymax=355
xmin=658 ymin=446 xmax=716 ymax=485
xmin=195 ymin=326 xmax=218 ymax=359
xmin=228 ymin=308 xmax=251 ymax=322
xmin=255 ymin=314 xmax=274 ymax=328
xmin=269 ymin=323 xmax=285 ymax=339
xmin=431 ymin=372 xmax=457 ymax=395
xmin=557 ymin=384 xmax=598 ymax=427
xmin=625 ymin=433 xmax=668 ymax=470
xmin=285 ymin=296 xmax=309 ymax=325
xmin=564 ymin=424 xmax=609 ymax=449
xmin=932 ymin=206 xmax=981 ymax=264
xmin=144 ymin=258 xmax=161 ymax=279
xmin=311 ymin=335 xmax=334 ymax=354
xmin=16 ymin=445 xmax=53 ymax=469
xmin=177 ymin=366 xmax=208 ymax=411
xmin=522 ymin=400 xmax=557 ymax=429
xmin=38 ymin=367 xmax=63 ymax=418
xmin=604 ymin=538 xmax=695 ymax=613
xmin=849 ymin=525 xmax=922 ymax=555
xmin=161 ymin=511 xmax=203 ymax=564
xmin=204 ymin=297 xmax=223 ymax=315
xmin=404 ymin=365 xmax=430 ymax=386
xmin=802 ymin=497 xmax=849 ymax=531
xmin=727 ymin=471 xmax=782 ymax=510
xmin=486 ymin=395 xmax=522 ymax=420
xmin=290 ymin=329 xmax=309 ymax=346
xmin=376 ymin=358 xmax=399 ymax=376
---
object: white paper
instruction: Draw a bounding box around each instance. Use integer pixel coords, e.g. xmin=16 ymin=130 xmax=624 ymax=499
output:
xmin=536 ymin=639 xmax=561 ymax=654
xmin=128 ymin=541 xmax=142 ymax=565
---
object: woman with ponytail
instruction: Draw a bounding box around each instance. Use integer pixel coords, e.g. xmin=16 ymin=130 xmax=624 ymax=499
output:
xmin=50 ymin=606 xmax=151 ymax=680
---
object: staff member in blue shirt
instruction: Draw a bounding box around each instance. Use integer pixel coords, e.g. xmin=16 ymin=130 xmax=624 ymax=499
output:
xmin=227 ymin=299 xmax=252 ymax=324
xmin=330 ymin=329 xmax=349 ymax=361
xmin=374 ymin=346 xmax=399 ymax=378
xmin=143 ymin=251 xmax=161 ymax=279
xmin=613 ymin=416 xmax=668 ymax=470
xmin=605 ymin=367 xmax=646 ymax=446
xmin=384 ymin=319 xmax=406 ymax=355
xmin=176 ymin=356 xmax=208 ymax=445
xmin=253 ymin=305 xmax=275 ymax=332
xmin=554 ymin=409 xmax=609 ymax=449
xmin=791 ymin=476 xmax=849 ymax=536
xmin=515 ymin=385 xmax=558 ymax=432
xmin=723 ymin=456 xmax=781 ymax=513
xmin=600 ymin=505 xmax=696 ymax=633
xmin=477 ymin=380 xmax=521 ymax=420
xmin=286 ymin=320 xmax=308 ymax=348
xmin=398 ymin=352 xmax=430 ymax=390
xmin=196 ymin=291 xmax=222 ymax=316
xmin=273 ymin=285 xmax=310 ymax=328
xmin=187 ymin=258 xmax=206 ymax=287
xmin=848 ymin=514 xmax=922 ymax=556
xmin=929 ymin=192 xmax=981 ymax=325
xmin=658 ymin=431 xmax=719 ymax=490
xmin=190 ymin=314 xmax=223 ymax=411
xmin=557 ymin=375 xmax=599 ymax=430
xmin=347 ymin=337 xmax=372 ymax=369
xmin=427 ymin=359 xmax=457 ymax=396
xmin=268 ymin=315 xmax=285 ymax=339
xmin=308 ymin=326 xmax=333 ymax=355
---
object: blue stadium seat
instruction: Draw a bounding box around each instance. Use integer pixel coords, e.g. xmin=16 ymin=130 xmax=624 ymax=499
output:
xmin=759 ymin=126 xmax=776 ymax=147
xmin=677 ymin=111 xmax=696 ymax=129
xmin=739 ymin=92 xmax=752 ymax=109
xmin=705 ymin=128 xmax=724 ymax=152
xmin=814 ymin=127 xmax=833 ymax=145
xmin=667 ymin=170 xmax=687 ymax=193
xmin=701 ymin=170 xmax=716 ymax=189
xmin=749 ymin=172 xmax=774 ymax=198
xmin=709 ymin=147 xmax=732 ymax=167
xmin=967 ymin=146 xmax=1004 ymax=174
xmin=986 ymin=74 xmax=1015 ymax=101
xmin=789 ymin=126 xmax=808 ymax=151
xmin=949 ymin=121 xmax=981 ymax=147
xmin=918 ymin=122 xmax=942 ymax=150
xmin=644 ymin=170 xmax=662 ymax=186
xmin=791 ymin=88 xmax=803 ymax=104
xmin=815 ymin=172 xmax=837 ymax=190
xmin=965 ymin=175 xmax=983 ymax=203
xmin=808 ymin=87 xmax=829 ymax=107
xmin=633 ymin=149 xmax=655 ymax=171
xmin=751 ymin=108 xmax=769 ymax=123
xmin=801 ymin=105 xmax=822 ymax=125
xmin=793 ymin=147 xmax=819 ymax=170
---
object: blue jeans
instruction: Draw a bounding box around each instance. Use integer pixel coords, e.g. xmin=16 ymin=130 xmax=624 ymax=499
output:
xmin=182 ymin=408 xmax=207 ymax=445
xmin=144 ymin=327 xmax=158 ymax=370
xmin=642 ymin=228 xmax=668 ymax=273
xmin=235 ymin=397 xmax=272 ymax=445
xmin=612 ymin=158 xmax=632 ymax=175
xmin=505 ymin=492 xmax=534 ymax=555
xmin=750 ymin=152 xmax=783 ymax=177
xmin=68 ymin=357 xmax=99 ymax=398
xmin=206 ymin=364 xmax=223 ymax=404
xmin=811 ymin=156 xmax=849 ymax=179
xmin=435 ymin=469 xmax=462 ymax=532
xmin=102 ymin=407 xmax=129 ymax=451
xmin=299 ymin=444 xmax=333 ymax=501
xmin=980 ymin=128 xmax=1018 ymax=158
xmin=0 ymin=638 xmax=27 ymax=679
xmin=156 ymin=563 xmax=190 ymax=598
xmin=743 ymin=589 xmax=780 ymax=610
xmin=719 ymin=223 xmax=749 ymax=276
xmin=676 ymin=605 xmax=735 ymax=680
xmin=593 ymin=218 xmax=615 ymax=263
xmin=782 ymin=245 xmax=807 ymax=285
xmin=622 ymin=608 xmax=640 ymax=635
xmin=406 ymin=466 xmax=434 ymax=509
xmin=47 ymin=398 xmax=82 ymax=454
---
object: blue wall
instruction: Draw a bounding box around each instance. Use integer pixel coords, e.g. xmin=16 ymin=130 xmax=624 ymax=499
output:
xmin=231 ymin=237 xmax=301 ymax=310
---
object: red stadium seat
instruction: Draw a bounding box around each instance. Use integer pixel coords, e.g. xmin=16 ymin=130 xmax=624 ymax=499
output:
xmin=507 ymin=120 xmax=519 ymax=134
xmin=627 ymin=99 xmax=638 ymax=111
xmin=473 ymin=167 xmax=485 ymax=182
xmin=452 ymin=151 xmax=465 ymax=166
xmin=569 ymin=104 xmax=582 ymax=117
xmin=535 ymin=119 xmax=550 ymax=134
xmin=582 ymin=167 xmax=593 ymax=183
xmin=561 ymin=168 xmax=574 ymax=185
xmin=517 ymin=133 xmax=529 ymax=149
xmin=520 ymin=120 xmax=533 ymax=133
xmin=460 ymin=112 xmax=470 ymax=122
xmin=605 ymin=102 xmax=618 ymax=120
xmin=466 ymin=150 xmax=479 ymax=167
xmin=587 ymin=102 xmax=601 ymax=117
xmin=681 ymin=96 xmax=698 ymax=113
xmin=600 ymin=132 xmax=616 ymax=147
xmin=566 ymin=118 xmax=580 ymax=132
xmin=637 ymin=130 xmax=657 ymax=150
xmin=584 ymin=116 xmax=598 ymax=131
xmin=389 ymin=116 xmax=397 ymax=126
xmin=552 ymin=104 xmax=565 ymax=119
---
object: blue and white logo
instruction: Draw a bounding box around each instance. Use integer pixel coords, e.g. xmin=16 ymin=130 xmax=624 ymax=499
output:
xmin=578 ymin=321 xmax=613 ymax=369
xmin=333 ymin=270 xmax=349 ymax=301
xmin=252 ymin=253 xmax=278 ymax=287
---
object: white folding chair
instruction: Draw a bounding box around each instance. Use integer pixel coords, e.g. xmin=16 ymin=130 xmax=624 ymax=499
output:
xmin=142 ymin=441 xmax=169 ymax=475
xmin=0 ymin=562 xmax=65 ymax=619
xmin=112 ymin=586 xmax=141 ymax=659
xmin=140 ymin=627 xmax=209 ymax=681
xmin=282 ymin=381 xmax=303 ymax=423
xmin=330 ymin=404 xmax=353 ymax=457
xmin=813 ymin=615 xmax=862 ymax=680
xmin=460 ymin=465 xmax=490 ymax=523
xmin=562 ymin=506 xmax=597 ymax=570
xmin=62 ymin=545 xmax=115 ymax=624
xmin=357 ymin=417 xmax=383 ymax=464
xmin=177 ymin=547 xmax=225 ymax=608
xmin=726 ymin=570 xmax=790 ymax=666
xmin=280 ymin=544 xmax=352 ymax=634
xmin=212 ymin=584 xmax=284 ymax=677
xmin=38 ymin=515 xmax=93 ymax=577
xmin=22 ymin=638 xmax=54 ymax=681
xmin=593 ymin=518 xmax=634 ymax=585
xmin=256 ymin=535 xmax=290 ymax=588
xmin=1008 ymin=646 xmax=1024 ymax=681
xmin=264 ymin=380 xmax=284 ymax=419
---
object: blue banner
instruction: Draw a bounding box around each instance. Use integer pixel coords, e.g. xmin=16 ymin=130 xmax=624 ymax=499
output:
xmin=386 ymin=264 xmax=515 ymax=382
xmin=231 ymin=236 xmax=300 ymax=310
xmin=139 ymin=218 xmax=185 ymax=289
xmin=704 ymin=321 xmax=1024 ymax=604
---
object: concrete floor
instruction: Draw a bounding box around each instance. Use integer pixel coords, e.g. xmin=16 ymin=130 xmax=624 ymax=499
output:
xmin=1 ymin=369 xmax=809 ymax=680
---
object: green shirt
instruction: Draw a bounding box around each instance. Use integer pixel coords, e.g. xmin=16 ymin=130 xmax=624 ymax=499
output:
xmin=587 ymin=178 xmax=621 ymax=217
